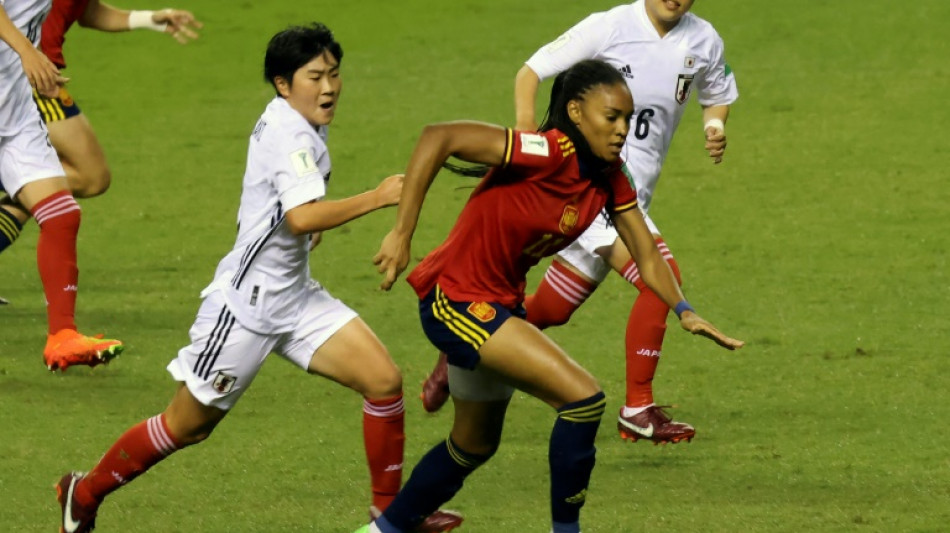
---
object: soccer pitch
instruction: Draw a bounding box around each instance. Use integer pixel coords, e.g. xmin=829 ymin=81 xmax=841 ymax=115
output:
xmin=1 ymin=0 xmax=948 ymax=531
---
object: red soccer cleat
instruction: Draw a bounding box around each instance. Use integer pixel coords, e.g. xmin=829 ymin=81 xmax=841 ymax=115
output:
xmin=419 ymin=352 xmax=450 ymax=413
xmin=617 ymin=405 xmax=695 ymax=445
xmin=43 ymin=329 xmax=124 ymax=372
xmin=370 ymin=505 xmax=464 ymax=532
xmin=56 ymin=472 xmax=98 ymax=533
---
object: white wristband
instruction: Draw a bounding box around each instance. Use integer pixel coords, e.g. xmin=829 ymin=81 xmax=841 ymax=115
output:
xmin=129 ymin=11 xmax=167 ymax=32
xmin=704 ymin=118 xmax=725 ymax=133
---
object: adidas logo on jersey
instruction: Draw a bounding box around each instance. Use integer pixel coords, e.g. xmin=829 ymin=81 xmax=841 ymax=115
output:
xmin=619 ymin=65 xmax=634 ymax=79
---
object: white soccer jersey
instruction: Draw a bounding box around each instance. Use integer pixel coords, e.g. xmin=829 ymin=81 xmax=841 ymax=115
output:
xmin=0 ymin=0 xmax=51 ymax=136
xmin=204 ymin=96 xmax=330 ymax=334
xmin=526 ymin=0 xmax=738 ymax=212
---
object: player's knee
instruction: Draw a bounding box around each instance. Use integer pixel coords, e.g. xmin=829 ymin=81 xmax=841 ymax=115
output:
xmin=70 ymin=165 xmax=111 ymax=198
xmin=359 ymin=363 xmax=403 ymax=399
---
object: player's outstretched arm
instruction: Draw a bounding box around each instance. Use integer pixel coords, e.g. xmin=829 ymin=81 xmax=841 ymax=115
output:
xmin=374 ymin=121 xmax=508 ymax=290
xmin=285 ymin=173 xmax=403 ymax=236
xmin=0 ymin=6 xmax=65 ymax=98
xmin=701 ymin=104 xmax=730 ymax=164
xmin=612 ymin=208 xmax=744 ymax=350
xmin=80 ymin=1 xmax=202 ymax=43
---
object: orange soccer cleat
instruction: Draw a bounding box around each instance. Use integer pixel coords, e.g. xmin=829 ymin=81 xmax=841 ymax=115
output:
xmin=44 ymin=329 xmax=124 ymax=372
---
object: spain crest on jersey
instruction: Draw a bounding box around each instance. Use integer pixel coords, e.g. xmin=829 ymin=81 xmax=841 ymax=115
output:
xmin=467 ymin=302 xmax=497 ymax=322
xmin=675 ymin=74 xmax=694 ymax=105
xmin=559 ymin=205 xmax=579 ymax=234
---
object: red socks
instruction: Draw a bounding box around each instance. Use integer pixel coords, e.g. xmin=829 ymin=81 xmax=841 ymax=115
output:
xmin=524 ymin=261 xmax=596 ymax=330
xmin=363 ymin=394 xmax=405 ymax=511
xmin=30 ymin=191 xmax=81 ymax=334
xmin=621 ymin=239 xmax=682 ymax=408
xmin=76 ymin=414 xmax=181 ymax=508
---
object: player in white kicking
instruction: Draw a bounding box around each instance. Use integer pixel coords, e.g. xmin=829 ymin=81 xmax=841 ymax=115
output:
xmin=422 ymin=0 xmax=738 ymax=445
xmin=56 ymin=23 xmax=461 ymax=533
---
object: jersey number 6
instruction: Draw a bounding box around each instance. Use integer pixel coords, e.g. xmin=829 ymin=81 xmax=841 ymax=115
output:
xmin=633 ymin=108 xmax=654 ymax=141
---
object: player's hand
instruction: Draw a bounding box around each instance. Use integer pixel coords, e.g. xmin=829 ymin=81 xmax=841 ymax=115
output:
xmin=373 ymin=229 xmax=411 ymax=291
xmin=679 ymin=311 xmax=744 ymax=350
xmin=704 ymin=126 xmax=727 ymax=164
xmin=155 ymin=9 xmax=202 ymax=44
xmin=308 ymin=231 xmax=323 ymax=251
xmin=374 ymin=174 xmax=404 ymax=208
xmin=19 ymin=46 xmax=68 ymax=98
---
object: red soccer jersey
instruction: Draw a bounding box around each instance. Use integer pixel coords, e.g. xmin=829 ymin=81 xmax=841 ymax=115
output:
xmin=407 ymin=128 xmax=638 ymax=307
xmin=40 ymin=0 xmax=91 ymax=68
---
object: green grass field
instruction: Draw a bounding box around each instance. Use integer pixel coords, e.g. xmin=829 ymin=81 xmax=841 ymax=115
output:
xmin=2 ymin=0 xmax=949 ymax=531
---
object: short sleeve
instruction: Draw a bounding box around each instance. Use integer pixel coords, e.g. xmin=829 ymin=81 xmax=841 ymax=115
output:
xmin=271 ymin=131 xmax=327 ymax=211
xmin=505 ymin=129 xmax=564 ymax=171
xmin=608 ymin=166 xmax=638 ymax=214
xmin=695 ymin=35 xmax=738 ymax=107
xmin=525 ymin=12 xmax=610 ymax=81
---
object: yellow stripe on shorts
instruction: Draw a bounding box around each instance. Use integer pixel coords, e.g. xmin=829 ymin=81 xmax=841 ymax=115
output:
xmin=0 ymin=215 xmax=20 ymax=241
xmin=32 ymin=89 xmax=65 ymax=123
xmin=432 ymin=287 xmax=490 ymax=350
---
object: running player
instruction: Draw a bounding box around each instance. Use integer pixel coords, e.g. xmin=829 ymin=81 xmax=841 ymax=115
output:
xmin=55 ymin=23 xmax=461 ymax=533
xmin=0 ymin=0 xmax=201 ymax=256
xmin=0 ymin=0 xmax=123 ymax=370
xmin=360 ymin=60 xmax=742 ymax=533
xmin=421 ymin=0 xmax=738 ymax=446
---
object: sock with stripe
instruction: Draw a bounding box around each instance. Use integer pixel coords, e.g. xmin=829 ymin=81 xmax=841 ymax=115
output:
xmin=524 ymin=261 xmax=596 ymax=330
xmin=0 ymin=206 xmax=24 ymax=254
xmin=550 ymin=391 xmax=605 ymax=527
xmin=378 ymin=437 xmax=492 ymax=532
xmin=363 ymin=394 xmax=405 ymax=511
xmin=620 ymin=239 xmax=682 ymax=408
xmin=30 ymin=191 xmax=81 ymax=334
xmin=75 ymin=414 xmax=183 ymax=508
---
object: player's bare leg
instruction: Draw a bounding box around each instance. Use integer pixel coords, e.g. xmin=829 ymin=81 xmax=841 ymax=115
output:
xmin=308 ymin=318 xmax=462 ymax=531
xmin=46 ymin=113 xmax=111 ymax=198
xmin=422 ymin=256 xmax=599 ymax=414
xmin=600 ymin=236 xmax=695 ymax=444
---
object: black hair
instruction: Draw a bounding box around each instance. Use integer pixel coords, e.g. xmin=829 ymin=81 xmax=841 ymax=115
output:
xmin=264 ymin=22 xmax=343 ymax=93
xmin=444 ymin=59 xmax=627 ymax=178
xmin=538 ymin=59 xmax=627 ymax=166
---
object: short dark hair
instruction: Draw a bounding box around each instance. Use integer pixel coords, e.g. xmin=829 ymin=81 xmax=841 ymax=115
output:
xmin=263 ymin=22 xmax=343 ymax=93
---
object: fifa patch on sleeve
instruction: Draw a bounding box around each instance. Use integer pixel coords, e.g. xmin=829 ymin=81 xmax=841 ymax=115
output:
xmin=290 ymin=149 xmax=319 ymax=177
xmin=544 ymin=33 xmax=571 ymax=53
xmin=519 ymin=133 xmax=550 ymax=156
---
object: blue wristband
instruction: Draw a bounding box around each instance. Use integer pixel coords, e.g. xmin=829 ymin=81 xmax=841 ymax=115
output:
xmin=674 ymin=300 xmax=694 ymax=318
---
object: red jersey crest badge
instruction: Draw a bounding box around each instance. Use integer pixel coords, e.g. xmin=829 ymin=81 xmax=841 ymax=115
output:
xmin=559 ymin=205 xmax=579 ymax=234
xmin=467 ymin=302 xmax=497 ymax=323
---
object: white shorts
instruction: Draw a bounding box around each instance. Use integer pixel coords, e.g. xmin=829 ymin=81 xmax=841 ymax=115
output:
xmin=0 ymin=118 xmax=64 ymax=197
xmin=447 ymin=364 xmax=515 ymax=403
xmin=556 ymin=209 xmax=660 ymax=282
xmin=167 ymin=283 xmax=358 ymax=410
